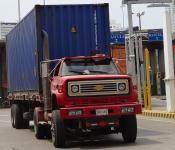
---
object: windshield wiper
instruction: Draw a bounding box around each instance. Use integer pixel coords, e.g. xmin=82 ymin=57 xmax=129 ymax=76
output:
xmin=69 ymin=70 xmax=84 ymax=75
xmin=88 ymin=70 xmax=109 ymax=74
xmin=69 ymin=70 xmax=109 ymax=75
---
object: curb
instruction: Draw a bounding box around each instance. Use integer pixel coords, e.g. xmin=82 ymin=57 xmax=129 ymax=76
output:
xmin=142 ymin=110 xmax=175 ymax=119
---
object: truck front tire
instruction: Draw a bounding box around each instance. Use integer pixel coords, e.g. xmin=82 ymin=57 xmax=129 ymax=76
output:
xmin=120 ymin=115 xmax=137 ymax=143
xmin=51 ymin=110 xmax=66 ymax=148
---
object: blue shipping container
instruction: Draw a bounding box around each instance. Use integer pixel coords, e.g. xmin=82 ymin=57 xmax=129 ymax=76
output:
xmin=6 ymin=4 xmax=110 ymax=93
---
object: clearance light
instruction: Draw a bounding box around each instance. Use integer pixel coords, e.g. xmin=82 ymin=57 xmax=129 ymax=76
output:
xmin=121 ymin=107 xmax=134 ymax=113
xmin=68 ymin=110 xmax=82 ymax=116
xmin=58 ymin=85 xmax=63 ymax=93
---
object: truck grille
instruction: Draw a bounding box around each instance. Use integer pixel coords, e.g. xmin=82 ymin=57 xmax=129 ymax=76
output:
xmin=68 ymin=79 xmax=129 ymax=97
xmin=80 ymin=83 xmax=117 ymax=93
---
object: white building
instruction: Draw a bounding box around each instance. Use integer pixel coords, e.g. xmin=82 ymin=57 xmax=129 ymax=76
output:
xmin=110 ymin=20 xmax=126 ymax=32
xmin=0 ymin=22 xmax=16 ymax=40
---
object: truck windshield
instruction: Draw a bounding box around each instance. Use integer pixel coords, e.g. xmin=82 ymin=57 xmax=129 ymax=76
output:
xmin=61 ymin=58 xmax=118 ymax=76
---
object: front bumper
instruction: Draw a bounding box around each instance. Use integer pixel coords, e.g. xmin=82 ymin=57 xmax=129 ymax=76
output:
xmin=60 ymin=103 xmax=142 ymax=119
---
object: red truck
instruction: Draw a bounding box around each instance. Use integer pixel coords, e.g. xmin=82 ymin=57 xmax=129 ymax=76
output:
xmin=7 ymin=4 xmax=141 ymax=148
xmin=10 ymin=55 xmax=141 ymax=147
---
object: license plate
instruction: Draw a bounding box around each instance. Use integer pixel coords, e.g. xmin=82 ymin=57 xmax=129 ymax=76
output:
xmin=96 ymin=109 xmax=108 ymax=116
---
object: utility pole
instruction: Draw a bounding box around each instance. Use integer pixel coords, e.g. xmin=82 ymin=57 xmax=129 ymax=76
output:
xmin=127 ymin=3 xmax=137 ymax=85
xmin=137 ymin=12 xmax=145 ymax=30
xmin=18 ymin=0 xmax=21 ymax=22
xmin=43 ymin=0 xmax=46 ymax=5
xmin=121 ymin=4 xmax=125 ymax=28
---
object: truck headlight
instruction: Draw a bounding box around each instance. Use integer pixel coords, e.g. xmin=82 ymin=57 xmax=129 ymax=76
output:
xmin=118 ymin=83 xmax=126 ymax=91
xmin=71 ymin=85 xmax=79 ymax=93
xmin=68 ymin=110 xmax=82 ymax=116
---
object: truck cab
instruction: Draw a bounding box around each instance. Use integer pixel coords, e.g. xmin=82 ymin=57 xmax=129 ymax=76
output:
xmin=48 ymin=55 xmax=141 ymax=147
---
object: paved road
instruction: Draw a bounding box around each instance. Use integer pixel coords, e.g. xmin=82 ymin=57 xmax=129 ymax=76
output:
xmin=0 ymin=109 xmax=175 ymax=150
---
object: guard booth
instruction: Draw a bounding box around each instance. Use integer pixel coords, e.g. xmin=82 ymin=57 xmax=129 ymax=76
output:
xmin=0 ymin=40 xmax=7 ymax=107
xmin=110 ymin=29 xmax=165 ymax=96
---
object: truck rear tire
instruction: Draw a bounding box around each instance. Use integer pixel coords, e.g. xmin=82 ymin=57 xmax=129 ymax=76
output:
xmin=51 ymin=110 xmax=66 ymax=148
xmin=33 ymin=108 xmax=45 ymax=139
xmin=120 ymin=115 xmax=137 ymax=143
xmin=13 ymin=104 xmax=23 ymax=129
xmin=11 ymin=104 xmax=29 ymax=129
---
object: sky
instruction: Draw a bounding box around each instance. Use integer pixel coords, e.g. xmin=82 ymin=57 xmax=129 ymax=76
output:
xmin=0 ymin=0 xmax=166 ymax=29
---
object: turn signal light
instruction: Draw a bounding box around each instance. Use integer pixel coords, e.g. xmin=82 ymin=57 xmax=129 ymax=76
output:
xmin=57 ymin=85 xmax=63 ymax=93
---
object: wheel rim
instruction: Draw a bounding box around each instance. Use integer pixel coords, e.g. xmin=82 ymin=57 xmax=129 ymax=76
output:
xmin=34 ymin=122 xmax=37 ymax=135
xmin=34 ymin=116 xmax=38 ymax=135
xmin=13 ymin=111 xmax=16 ymax=126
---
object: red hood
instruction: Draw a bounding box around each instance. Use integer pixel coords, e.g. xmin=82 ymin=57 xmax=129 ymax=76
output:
xmin=60 ymin=74 xmax=131 ymax=82
xmin=54 ymin=74 xmax=132 ymax=85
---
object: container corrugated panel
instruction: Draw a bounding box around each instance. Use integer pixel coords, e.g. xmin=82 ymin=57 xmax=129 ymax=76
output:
xmin=7 ymin=9 xmax=38 ymax=92
xmin=7 ymin=4 xmax=110 ymax=93
xmin=36 ymin=4 xmax=110 ymax=61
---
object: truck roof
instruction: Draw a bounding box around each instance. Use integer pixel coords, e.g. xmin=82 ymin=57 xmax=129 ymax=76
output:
xmin=62 ymin=54 xmax=111 ymax=61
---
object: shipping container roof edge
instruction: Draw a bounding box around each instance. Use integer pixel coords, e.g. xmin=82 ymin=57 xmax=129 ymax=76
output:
xmin=6 ymin=8 xmax=36 ymax=38
xmin=7 ymin=3 xmax=109 ymax=38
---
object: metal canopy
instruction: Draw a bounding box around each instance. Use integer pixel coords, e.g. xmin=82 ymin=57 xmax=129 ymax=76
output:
xmin=123 ymin=0 xmax=172 ymax=4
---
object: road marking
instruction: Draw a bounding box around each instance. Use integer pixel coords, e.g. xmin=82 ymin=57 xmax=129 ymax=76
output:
xmin=0 ymin=115 xmax=9 ymax=117
xmin=0 ymin=120 xmax=10 ymax=123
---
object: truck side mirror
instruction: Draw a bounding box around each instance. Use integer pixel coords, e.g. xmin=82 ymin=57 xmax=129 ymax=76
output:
xmin=41 ymin=63 xmax=48 ymax=78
